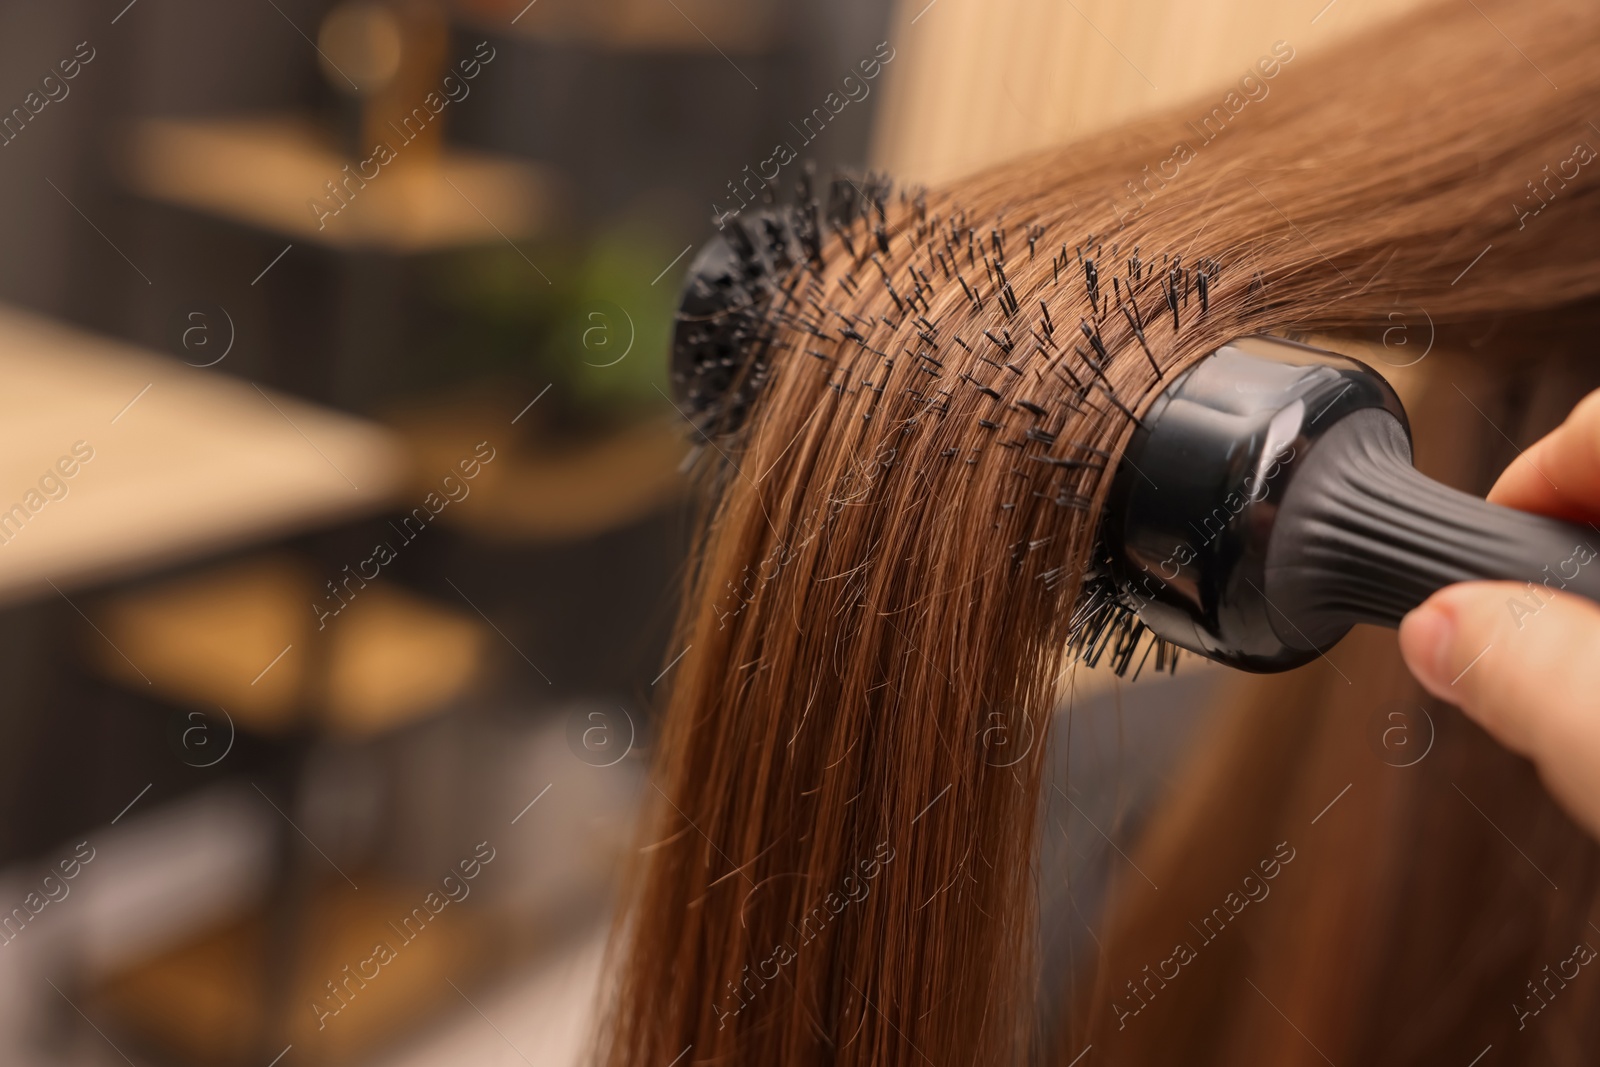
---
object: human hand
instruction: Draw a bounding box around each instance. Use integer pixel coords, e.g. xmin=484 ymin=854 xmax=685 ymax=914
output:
xmin=1399 ymin=391 xmax=1600 ymax=838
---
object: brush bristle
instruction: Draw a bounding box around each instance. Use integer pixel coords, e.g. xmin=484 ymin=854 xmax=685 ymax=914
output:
xmin=670 ymin=168 xmax=1197 ymax=679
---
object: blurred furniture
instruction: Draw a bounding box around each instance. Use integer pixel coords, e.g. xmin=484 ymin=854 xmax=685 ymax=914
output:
xmin=0 ymin=302 xmax=493 ymax=1064
xmin=94 ymin=884 xmax=487 ymax=1067
xmin=123 ymin=116 xmax=553 ymax=253
xmin=318 ymin=0 xmax=452 ymax=161
xmin=0 ymin=304 xmax=404 ymax=604
xmin=389 ymin=392 xmax=689 ymax=542
xmin=91 ymin=554 xmax=488 ymax=738
xmin=84 ymin=550 xmax=493 ymax=1065
xmin=3 ymin=0 xmax=891 ymax=1062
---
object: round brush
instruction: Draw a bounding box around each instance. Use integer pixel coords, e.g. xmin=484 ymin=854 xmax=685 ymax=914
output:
xmin=671 ymin=200 xmax=1600 ymax=676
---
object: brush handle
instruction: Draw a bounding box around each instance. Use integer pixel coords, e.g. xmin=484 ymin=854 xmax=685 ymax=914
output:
xmin=1264 ymin=408 xmax=1600 ymax=651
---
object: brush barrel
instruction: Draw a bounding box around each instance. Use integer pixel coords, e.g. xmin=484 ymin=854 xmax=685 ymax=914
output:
xmin=1104 ymin=336 xmax=1600 ymax=673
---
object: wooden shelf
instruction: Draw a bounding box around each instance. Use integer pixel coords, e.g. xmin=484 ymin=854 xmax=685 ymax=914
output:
xmin=121 ymin=115 xmax=555 ymax=252
xmin=91 ymin=554 xmax=489 ymax=739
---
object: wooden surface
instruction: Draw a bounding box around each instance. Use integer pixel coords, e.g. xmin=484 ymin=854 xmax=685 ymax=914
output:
xmin=0 ymin=305 xmax=404 ymax=605
xmin=122 ymin=116 xmax=554 ymax=252
xmin=872 ymin=0 xmax=1432 ymax=184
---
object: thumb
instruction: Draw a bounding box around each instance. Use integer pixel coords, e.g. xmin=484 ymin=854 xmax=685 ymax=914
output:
xmin=1399 ymin=582 xmax=1600 ymax=837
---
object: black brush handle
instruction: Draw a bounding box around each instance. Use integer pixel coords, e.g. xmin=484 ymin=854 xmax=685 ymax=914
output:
xmin=1264 ymin=408 xmax=1600 ymax=651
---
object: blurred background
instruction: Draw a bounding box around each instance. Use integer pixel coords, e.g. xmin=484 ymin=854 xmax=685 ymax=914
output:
xmin=0 ymin=0 xmax=1418 ymax=1063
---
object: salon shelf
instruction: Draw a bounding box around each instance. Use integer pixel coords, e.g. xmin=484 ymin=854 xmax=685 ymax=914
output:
xmin=120 ymin=116 xmax=556 ymax=253
xmin=88 ymin=554 xmax=488 ymax=739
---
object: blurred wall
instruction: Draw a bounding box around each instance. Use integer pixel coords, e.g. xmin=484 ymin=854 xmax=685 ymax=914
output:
xmin=871 ymin=0 xmax=1433 ymax=183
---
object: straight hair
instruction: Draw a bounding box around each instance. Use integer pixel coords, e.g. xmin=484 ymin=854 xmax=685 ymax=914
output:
xmin=599 ymin=1 xmax=1600 ymax=1063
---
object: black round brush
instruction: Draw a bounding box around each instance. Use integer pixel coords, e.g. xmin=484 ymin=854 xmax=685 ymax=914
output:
xmin=671 ymin=213 xmax=1600 ymax=676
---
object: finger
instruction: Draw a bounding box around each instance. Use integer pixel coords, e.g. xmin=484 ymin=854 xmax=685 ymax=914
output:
xmin=1399 ymin=581 xmax=1600 ymax=838
xmin=1488 ymin=389 xmax=1600 ymax=525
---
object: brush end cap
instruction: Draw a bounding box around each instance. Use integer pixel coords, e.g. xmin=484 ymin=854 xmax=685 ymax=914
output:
xmin=1104 ymin=335 xmax=1407 ymax=673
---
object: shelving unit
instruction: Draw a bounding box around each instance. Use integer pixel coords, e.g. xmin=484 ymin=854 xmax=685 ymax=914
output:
xmin=123 ymin=115 xmax=555 ymax=254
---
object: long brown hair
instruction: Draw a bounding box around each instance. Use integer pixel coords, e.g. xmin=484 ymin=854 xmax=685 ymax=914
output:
xmin=598 ymin=2 xmax=1600 ymax=1063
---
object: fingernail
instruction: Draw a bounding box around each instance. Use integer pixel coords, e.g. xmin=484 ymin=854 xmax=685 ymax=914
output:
xmin=1399 ymin=599 xmax=1456 ymax=693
